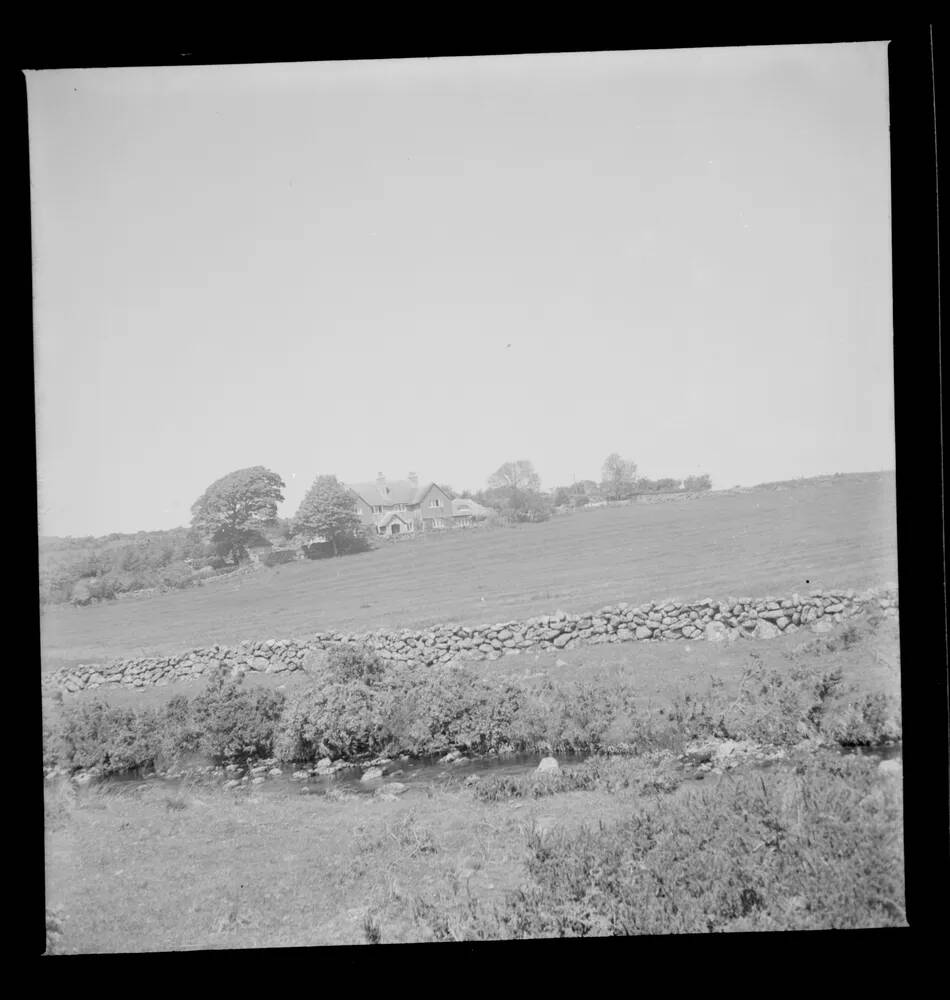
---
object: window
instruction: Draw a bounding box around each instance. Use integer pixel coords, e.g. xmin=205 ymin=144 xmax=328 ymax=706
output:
xmin=432 ymin=518 xmax=445 ymax=529
xmin=429 ymin=497 xmax=443 ymax=508
xmin=354 ymin=504 xmax=362 ymax=514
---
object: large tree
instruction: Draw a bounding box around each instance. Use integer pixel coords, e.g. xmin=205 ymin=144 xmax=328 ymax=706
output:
xmin=601 ymin=453 xmax=638 ymax=500
xmin=684 ymin=473 xmax=712 ymax=492
xmin=294 ymin=474 xmax=363 ymax=557
xmin=487 ymin=459 xmax=541 ymax=492
xmin=190 ymin=466 xmax=286 ymax=564
xmin=481 ymin=459 xmax=550 ymax=523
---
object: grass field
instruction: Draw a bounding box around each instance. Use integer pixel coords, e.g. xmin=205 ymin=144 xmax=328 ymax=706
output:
xmin=43 ymin=587 xmax=904 ymax=951
xmin=39 ymin=472 xmax=898 ymax=673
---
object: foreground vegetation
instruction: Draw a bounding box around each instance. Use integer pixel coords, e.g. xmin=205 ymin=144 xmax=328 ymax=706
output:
xmin=44 ymin=747 xmax=904 ymax=952
xmin=43 ymin=613 xmax=904 ymax=951
xmin=43 ymin=618 xmax=900 ymax=778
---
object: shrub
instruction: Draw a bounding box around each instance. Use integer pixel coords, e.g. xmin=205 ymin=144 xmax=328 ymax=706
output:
xmin=377 ymin=662 xmax=529 ymax=757
xmin=326 ymin=644 xmax=387 ymax=686
xmin=190 ymin=666 xmax=286 ymax=763
xmin=49 ymin=700 xmax=162 ymax=775
xmin=417 ymin=754 xmax=906 ymax=939
xmin=275 ymin=682 xmax=385 ymax=761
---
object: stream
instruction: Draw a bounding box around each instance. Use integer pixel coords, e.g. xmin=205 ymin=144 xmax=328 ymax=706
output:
xmin=58 ymin=742 xmax=902 ymax=801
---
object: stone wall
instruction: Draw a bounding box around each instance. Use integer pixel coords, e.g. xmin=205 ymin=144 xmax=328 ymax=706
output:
xmin=44 ymin=586 xmax=898 ymax=695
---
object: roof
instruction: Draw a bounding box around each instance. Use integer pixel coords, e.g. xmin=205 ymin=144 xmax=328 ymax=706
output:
xmin=376 ymin=510 xmax=413 ymax=528
xmin=348 ymin=479 xmax=437 ymax=507
xmin=451 ymin=498 xmax=490 ymax=517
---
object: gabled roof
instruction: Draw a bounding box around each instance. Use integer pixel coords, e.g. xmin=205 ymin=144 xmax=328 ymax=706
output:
xmin=348 ymin=479 xmax=437 ymax=507
xmin=376 ymin=510 xmax=413 ymax=528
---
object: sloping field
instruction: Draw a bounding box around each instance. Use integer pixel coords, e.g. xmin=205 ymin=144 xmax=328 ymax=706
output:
xmin=39 ymin=472 xmax=898 ymax=672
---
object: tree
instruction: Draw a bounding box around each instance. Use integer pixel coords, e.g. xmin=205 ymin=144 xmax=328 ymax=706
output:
xmin=601 ymin=453 xmax=638 ymax=501
xmin=294 ymin=474 xmax=363 ymax=557
xmin=553 ymin=486 xmax=572 ymax=508
xmin=487 ymin=459 xmax=541 ymax=493
xmin=190 ymin=466 xmax=286 ymax=564
xmin=684 ymin=474 xmax=712 ymax=492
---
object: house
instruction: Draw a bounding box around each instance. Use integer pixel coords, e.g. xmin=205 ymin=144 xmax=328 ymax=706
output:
xmin=347 ymin=473 xmax=455 ymax=536
xmin=451 ymin=497 xmax=491 ymax=526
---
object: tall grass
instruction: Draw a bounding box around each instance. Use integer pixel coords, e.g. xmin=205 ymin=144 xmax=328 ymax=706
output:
xmin=414 ymin=753 xmax=906 ymax=939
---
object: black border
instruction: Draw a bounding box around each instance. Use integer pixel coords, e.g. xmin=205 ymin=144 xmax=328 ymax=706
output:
xmin=18 ymin=24 xmax=945 ymax=976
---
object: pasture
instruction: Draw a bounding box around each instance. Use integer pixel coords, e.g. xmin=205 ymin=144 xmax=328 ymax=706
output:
xmin=39 ymin=472 xmax=898 ymax=673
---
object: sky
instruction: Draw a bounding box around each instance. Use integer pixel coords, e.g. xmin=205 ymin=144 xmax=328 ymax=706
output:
xmin=28 ymin=44 xmax=895 ymax=538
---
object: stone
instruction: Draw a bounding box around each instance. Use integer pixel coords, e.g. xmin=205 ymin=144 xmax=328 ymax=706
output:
xmin=268 ymin=767 xmax=283 ymax=776
xmin=754 ymin=620 xmax=780 ymax=640
xmin=878 ymin=759 xmax=902 ymax=777
xmin=705 ymin=621 xmax=729 ymax=642
xmin=635 ymin=626 xmax=652 ymax=640
xmin=223 ymin=779 xmax=241 ymax=790
xmin=361 ymin=767 xmax=385 ymax=782
xmin=375 ymin=782 xmax=408 ymax=796
xmin=553 ymin=634 xmax=571 ymax=649
xmin=252 ymin=776 xmax=266 ymax=785
xmin=440 ymin=750 xmax=462 ymax=763
xmin=536 ymin=757 xmax=560 ymax=775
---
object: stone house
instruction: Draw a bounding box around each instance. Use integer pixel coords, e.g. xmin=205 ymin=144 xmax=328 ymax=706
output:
xmin=347 ymin=473 xmax=455 ymax=536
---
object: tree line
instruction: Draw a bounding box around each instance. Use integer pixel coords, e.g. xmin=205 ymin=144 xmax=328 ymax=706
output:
xmin=40 ymin=455 xmax=712 ymax=604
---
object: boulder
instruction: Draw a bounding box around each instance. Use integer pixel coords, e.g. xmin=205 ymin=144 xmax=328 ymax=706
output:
xmin=361 ymin=767 xmax=385 ymax=782
xmin=754 ymin=620 xmax=781 ymax=640
xmin=705 ymin=621 xmax=729 ymax=642
xmin=536 ymin=757 xmax=560 ymax=775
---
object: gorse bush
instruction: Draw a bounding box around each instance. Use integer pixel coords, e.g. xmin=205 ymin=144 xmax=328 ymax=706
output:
xmin=417 ymin=753 xmax=906 ymax=939
xmin=189 ymin=666 xmax=286 ymax=763
xmin=50 ymin=700 xmax=163 ymax=775
xmin=326 ymin=645 xmax=387 ymax=686
xmin=44 ymin=634 xmax=901 ymax=776
xmin=275 ymin=682 xmax=386 ymax=761
xmin=668 ymin=651 xmax=900 ymax=748
xmin=379 ymin=662 xmax=529 ymax=757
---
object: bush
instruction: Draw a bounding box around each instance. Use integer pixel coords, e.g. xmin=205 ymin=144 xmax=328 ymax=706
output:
xmin=417 ymin=754 xmax=906 ymax=939
xmin=377 ymin=662 xmax=529 ymax=756
xmin=261 ymin=549 xmax=298 ymax=567
xmin=50 ymin=700 xmax=162 ymax=775
xmin=326 ymin=644 xmax=387 ymax=686
xmin=275 ymin=682 xmax=386 ymax=761
xmin=190 ymin=667 xmax=286 ymax=762
xmin=667 ymin=652 xmax=901 ymax=748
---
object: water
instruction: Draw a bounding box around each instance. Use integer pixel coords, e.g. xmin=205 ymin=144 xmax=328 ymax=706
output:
xmin=81 ymin=750 xmax=598 ymax=799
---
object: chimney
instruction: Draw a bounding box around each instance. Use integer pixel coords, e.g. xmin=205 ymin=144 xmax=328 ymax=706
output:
xmin=408 ymin=471 xmax=418 ymax=487
xmin=376 ymin=472 xmax=386 ymax=486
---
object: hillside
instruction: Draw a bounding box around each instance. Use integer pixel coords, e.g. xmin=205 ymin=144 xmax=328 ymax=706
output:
xmin=38 ymin=471 xmax=898 ymax=673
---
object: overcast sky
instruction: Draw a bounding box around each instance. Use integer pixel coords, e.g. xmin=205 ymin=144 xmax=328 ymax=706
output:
xmin=29 ymin=44 xmax=894 ymax=537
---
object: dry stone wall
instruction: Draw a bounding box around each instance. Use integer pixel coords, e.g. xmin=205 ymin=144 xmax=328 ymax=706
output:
xmin=44 ymin=586 xmax=898 ymax=695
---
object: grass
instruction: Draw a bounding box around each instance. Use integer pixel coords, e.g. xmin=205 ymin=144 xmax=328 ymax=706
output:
xmin=43 ymin=615 xmax=904 ymax=951
xmin=43 ymin=748 xmax=904 ymax=951
xmin=39 ymin=472 xmax=897 ymax=672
